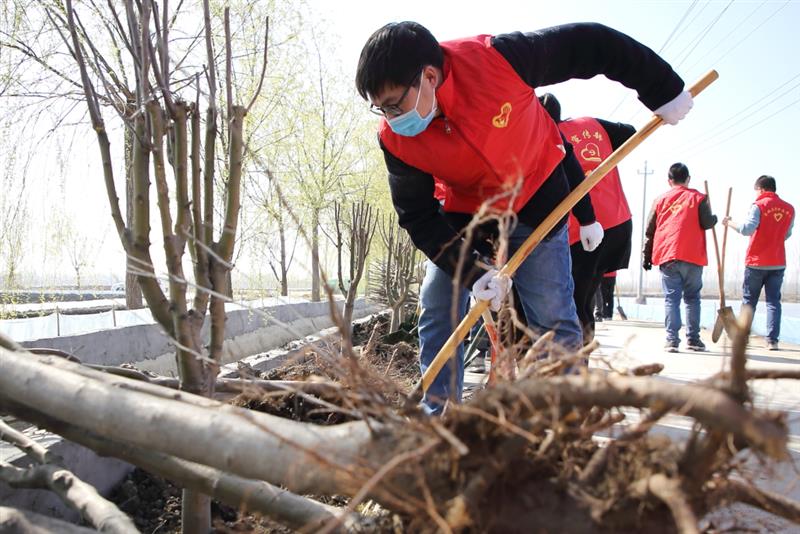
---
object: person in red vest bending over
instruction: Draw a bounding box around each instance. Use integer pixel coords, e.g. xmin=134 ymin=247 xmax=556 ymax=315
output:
xmin=723 ymin=175 xmax=794 ymax=351
xmin=643 ymin=163 xmax=717 ymax=353
xmin=356 ymin=21 xmax=693 ymax=414
xmin=539 ymin=93 xmax=635 ymax=342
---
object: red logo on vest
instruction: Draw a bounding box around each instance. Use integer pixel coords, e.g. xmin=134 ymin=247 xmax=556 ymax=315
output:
xmin=559 ymin=117 xmax=632 ymax=245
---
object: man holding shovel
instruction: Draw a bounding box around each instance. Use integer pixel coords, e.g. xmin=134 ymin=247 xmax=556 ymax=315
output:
xmin=643 ymin=163 xmax=717 ymax=353
xmin=356 ymin=21 xmax=692 ymax=414
xmin=723 ymin=176 xmax=794 ymax=350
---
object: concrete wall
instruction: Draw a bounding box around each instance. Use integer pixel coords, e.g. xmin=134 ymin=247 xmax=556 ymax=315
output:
xmin=2 ymin=301 xmax=382 ymax=521
xmin=21 ymin=299 xmax=377 ymax=373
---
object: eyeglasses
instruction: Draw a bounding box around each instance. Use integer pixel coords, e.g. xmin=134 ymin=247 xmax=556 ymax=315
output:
xmin=369 ymin=74 xmax=421 ymax=118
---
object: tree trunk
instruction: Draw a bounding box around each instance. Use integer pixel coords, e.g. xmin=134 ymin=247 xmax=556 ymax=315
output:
xmin=311 ymin=208 xmax=320 ymax=302
xmin=279 ymin=217 xmax=288 ymax=297
xmin=390 ymin=303 xmax=402 ymax=332
xmin=182 ymin=489 xmax=211 ymax=533
xmin=124 ymin=123 xmax=143 ymax=309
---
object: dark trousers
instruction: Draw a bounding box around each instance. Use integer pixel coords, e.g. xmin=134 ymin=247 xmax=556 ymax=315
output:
xmin=571 ymin=219 xmax=632 ymax=342
xmin=594 ymin=276 xmax=616 ymax=319
xmin=742 ymin=267 xmax=784 ymax=343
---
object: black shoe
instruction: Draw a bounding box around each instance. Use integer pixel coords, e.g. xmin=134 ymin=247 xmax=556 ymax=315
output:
xmin=467 ymin=352 xmax=487 ymax=373
xmin=686 ymin=339 xmax=707 ymax=352
xmin=664 ymin=341 xmax=679 ymax=353
xmin=594 ymin=315 xmax=604 ymax=322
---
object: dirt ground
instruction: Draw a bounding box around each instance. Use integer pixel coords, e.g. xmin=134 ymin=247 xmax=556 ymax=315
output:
xmin=108 ymin=313 xmax=419 ymax=533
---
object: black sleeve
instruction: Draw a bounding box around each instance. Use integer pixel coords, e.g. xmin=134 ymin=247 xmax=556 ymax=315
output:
xmin=698 ymin=196 xmax=718 ymax=230
xmin=381 ymin=142 xmax=489 ymax=287
xmin=642 ymin=203 xmax=658 ymax=264
xmin=596 ymin=119 xmax=636 ymax=150
xmin=562 ymin=138 xmax=595 ymax=225
xmin=491 ymin=23 xmax=684 ymax=110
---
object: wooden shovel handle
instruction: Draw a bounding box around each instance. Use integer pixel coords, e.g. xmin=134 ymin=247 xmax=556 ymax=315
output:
xmin=704 ymin=181 xmax=725 ymax=298
xmin=420 ymin=70 xmax=719 ymax=393
xmin=721 ymin=188 xmax=732 ymax=280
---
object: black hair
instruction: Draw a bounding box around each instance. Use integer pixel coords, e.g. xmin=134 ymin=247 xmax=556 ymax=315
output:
xmin=668 ymin=162 xmax=690 ymax=184
xmin=538 ymin=93 xmax=561 ymax=123
xmin=355 ymin=21 xmax=444 ymax=100
xmin=754 ymin=175 xmax=776 ymax=192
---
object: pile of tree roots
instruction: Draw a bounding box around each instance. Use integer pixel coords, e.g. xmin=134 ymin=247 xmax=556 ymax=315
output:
xmin=1 ymin=308 xmax=800 ymax=533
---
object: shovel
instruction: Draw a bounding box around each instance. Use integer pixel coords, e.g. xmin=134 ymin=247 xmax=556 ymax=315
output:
xmin=713 ymin=187 xmax=737 ymax=341
xmin=704 ymin=183 xmax=737 ymax=342
xmin=414 ymin=71 xmax=719 ymax=395
xmin=615 ymin=284 xmax=628 ymax=321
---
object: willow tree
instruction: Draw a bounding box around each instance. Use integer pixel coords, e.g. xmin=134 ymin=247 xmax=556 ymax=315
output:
xmin=51 ymin=0 xmax=269 ymax=530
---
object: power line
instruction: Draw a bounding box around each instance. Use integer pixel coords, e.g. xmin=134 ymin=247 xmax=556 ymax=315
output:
xmin=624 ymin=0 xmax=734 ymax=124
xmin=657 ymin=0 xmax=700 ymax=55
xmin=681 ymin=0 xmax=768 ymax=75
xmin=605 ymin=0 xmax=699 ymax=118
xmin=684 ymin=94 xmax=800 ymax=159
xmin=693 ymin=0 xmax=791 ymax=77
xmin=673 ymin=0 xmax=735 ymax=70
xmin=671 ymin=70 xmax=800 ymax=153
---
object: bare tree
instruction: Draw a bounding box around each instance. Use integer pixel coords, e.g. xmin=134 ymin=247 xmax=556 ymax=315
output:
xmin=330 ymin=200 xmax=377 ymax=330
xmin=33 ymin=0 xmax=270 ymax=529
xmin=283 ymin=27 xmax=363 ymax=302
xmin=247 ymin=169 xmax=300 ymax=296
xmin=371 ymin=215 xmax=419 ymax=331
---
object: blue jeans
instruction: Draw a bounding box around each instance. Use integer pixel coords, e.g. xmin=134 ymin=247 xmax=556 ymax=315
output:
xmin=418 ymin=223 xmax=582 ymax=414
xmin=659 ymin=260 xmax=703 ymax=344
xmin=742 ymin=267 xmax=784 ymax=343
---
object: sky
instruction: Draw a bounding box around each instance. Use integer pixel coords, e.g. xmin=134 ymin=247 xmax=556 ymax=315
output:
xmin=306 ymin=0 xmax=800 ymax=294
xmin=7 ymin=0 xmax=799 ymax=296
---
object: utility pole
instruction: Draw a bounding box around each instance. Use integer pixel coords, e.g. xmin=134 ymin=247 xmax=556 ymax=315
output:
xmin=636 ymin=161 xmax=654 ymax=304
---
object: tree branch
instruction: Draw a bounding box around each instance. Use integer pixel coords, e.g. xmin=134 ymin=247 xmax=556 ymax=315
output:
xmin=0 ymin=462 xmax=138 ymax=533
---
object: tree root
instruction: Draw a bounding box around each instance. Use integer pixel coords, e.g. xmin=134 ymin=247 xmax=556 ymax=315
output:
xmin=630 ymin=474 xmax=699 ymax=534
xmin=707 ymin=477 xmax=800 ymax=525
xmin=478 ymin=373 xmax=787 ymax=458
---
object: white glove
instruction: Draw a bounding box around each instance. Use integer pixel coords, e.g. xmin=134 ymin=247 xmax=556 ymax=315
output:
xmin=579 ymin=221 xmax=604 ymax=252
xmin=472 ymin=269 xmax=512 ymax=312
xmin=654 ymin=90 xmax=693 ymax=125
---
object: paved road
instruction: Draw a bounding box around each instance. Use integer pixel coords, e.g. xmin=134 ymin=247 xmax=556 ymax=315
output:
xmin=465 ymin=318 xmax=800 ymax=532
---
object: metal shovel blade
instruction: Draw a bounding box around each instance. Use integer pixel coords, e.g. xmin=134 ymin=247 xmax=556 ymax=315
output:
xmin=711 ymin=306 xmax=736 ymax=343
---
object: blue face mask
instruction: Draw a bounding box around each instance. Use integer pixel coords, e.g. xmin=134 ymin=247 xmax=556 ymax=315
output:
xmin=387 ymin=73 xmax=437 ymax=137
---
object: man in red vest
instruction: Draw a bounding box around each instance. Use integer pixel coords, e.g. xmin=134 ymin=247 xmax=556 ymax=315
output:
xmin=723 ymin=176 xmax=794 ymax=350
xmin=356 ymin=22 xmax=693 ymax=414
xmin=539 ymin=93 xmax=635 ymax=342
xmin=643 ymin=163 xmax=717 ymax=353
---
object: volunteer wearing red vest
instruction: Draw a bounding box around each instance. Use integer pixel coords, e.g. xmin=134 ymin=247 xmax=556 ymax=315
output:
xmin=723 ymin=176 xmax=794 ymax=350
xmin=356 ymin=21 xmax=693 ymax=414
xmin=539 ymin=93 xmax=635 ymax=341
xmin=643 ymin=163 xmax=717 ymax=353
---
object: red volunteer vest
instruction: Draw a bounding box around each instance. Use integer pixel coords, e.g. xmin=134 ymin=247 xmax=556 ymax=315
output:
xmin=559 ymin=117 xmax=632 ymax=245
xmin=745 ymin=192 xmax=794 ymax=267
xmin=651 ymin=185 xmax=708 ymax=266
xmin=380 ymin=35 xmax=566 ymax=214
